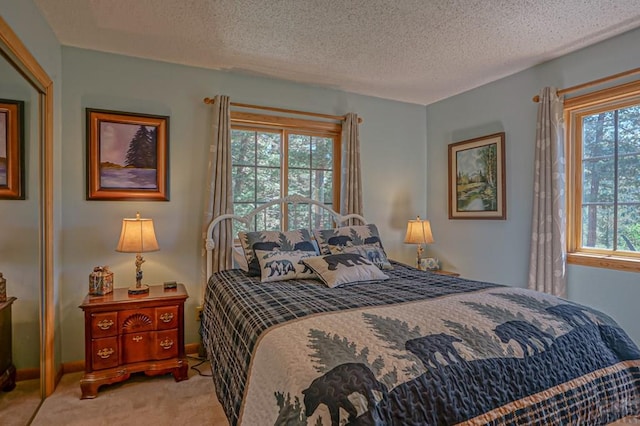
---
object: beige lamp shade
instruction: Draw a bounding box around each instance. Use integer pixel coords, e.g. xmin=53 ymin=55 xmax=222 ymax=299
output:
xmin=116 ymin=213 xmax=160 ymax=253
xmin=404 ymin=217 xmax=434 ymax=245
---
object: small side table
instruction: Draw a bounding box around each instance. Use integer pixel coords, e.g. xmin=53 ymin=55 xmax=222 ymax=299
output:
xmin=79 ymin=284 xmax=188 ymax=399
xmin=0 ymin=297 xmax=17 ymax=392
xmin=431 ymin=270 xmax=460 ymax=277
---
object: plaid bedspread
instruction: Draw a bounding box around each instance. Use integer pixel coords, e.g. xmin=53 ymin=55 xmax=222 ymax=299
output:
xmin=201 ymin=262 xmax=640 ymax=425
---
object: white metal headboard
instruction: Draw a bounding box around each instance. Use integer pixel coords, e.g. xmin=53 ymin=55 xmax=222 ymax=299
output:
xmin=204 ymin=194 xmax=367 ymax=288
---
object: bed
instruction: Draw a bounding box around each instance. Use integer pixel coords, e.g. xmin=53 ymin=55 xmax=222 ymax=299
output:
xmin=201 ymin=196 xmax=640 ymax=426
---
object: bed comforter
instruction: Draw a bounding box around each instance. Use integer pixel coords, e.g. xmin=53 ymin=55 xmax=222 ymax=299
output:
xmin=201 ymin=262 xmax=640 ymax=425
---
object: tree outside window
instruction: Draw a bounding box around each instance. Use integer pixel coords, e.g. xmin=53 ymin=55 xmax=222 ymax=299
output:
xmin=565 ymin=81 xmax=640 ymax=271
xmin=230 ymin=117 xmax=341 ymax=237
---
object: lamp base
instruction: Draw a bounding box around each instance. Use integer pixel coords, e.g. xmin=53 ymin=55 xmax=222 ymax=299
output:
xmin=128 ymin=284 xmax=149 ymax=295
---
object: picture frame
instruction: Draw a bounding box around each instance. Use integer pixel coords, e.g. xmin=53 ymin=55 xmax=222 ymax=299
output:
xmin=0 ymin=99 xmax=25 ymax=199
xmin=448 ymin=132 xmax=506 ymax=220
xmin=87 ymin=109 xmax=169 ymax=201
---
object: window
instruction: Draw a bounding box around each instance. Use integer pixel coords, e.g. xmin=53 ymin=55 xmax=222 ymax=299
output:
xmin=565 ymin=80 xmax=640 ymax=271
xmin=230 ymin=112 xmax=341 ymax=235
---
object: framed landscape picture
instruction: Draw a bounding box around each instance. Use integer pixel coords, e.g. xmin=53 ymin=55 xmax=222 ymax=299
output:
xmin=0 ymin=99 xmax=25 ymax=200
xmin=86 ymin=109 xmax=169 ymax=201
xmin=448 ymin=132 xmax=506 ymax=220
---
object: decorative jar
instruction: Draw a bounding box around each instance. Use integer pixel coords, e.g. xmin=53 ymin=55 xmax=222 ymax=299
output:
xmin=89 ymin=266 xmax=113 ymax=296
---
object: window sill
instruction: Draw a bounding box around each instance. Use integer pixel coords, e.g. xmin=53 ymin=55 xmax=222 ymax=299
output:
xmin=567 ymin=252 xmax=640 ymax=273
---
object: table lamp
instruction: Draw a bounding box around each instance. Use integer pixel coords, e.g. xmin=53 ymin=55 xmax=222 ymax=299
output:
xmin=404 ymin=216 xmax=434 ymax=270
xmin=116 ymin=212 xmax=159 ymax=295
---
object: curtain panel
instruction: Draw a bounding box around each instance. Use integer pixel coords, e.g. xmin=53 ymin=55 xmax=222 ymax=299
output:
xmin=201 ymin=95 xmax=233 ymax=301
xmin=341 ymin=112 xmax=364 ymax=224
xmin=528 ymin=87 xmax=567 ymax=297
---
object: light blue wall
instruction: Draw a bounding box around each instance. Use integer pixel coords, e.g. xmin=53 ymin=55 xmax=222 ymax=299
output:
xmin=1 ymin=1 xmax=63 ymax=369
xmin=426 ymin=27 xmax=640 ymax=344
xmin=1 ymin=1 xmax=62 ymax=75
xmin=59 ymin=47 xmax=427 ymax=362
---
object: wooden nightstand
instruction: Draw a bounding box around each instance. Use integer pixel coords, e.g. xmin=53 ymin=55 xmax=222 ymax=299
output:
xmin=431 ymin=270 xmax=460 ymax=277
xmin=79 ymin=284 xmax=188 ymax=399
xmin=0 ymin=297 xmax=17 ymax=392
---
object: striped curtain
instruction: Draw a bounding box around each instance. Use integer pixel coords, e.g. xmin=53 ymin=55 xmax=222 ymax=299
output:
xmin=528 ymin=87 xmax=566 ymax=297
xmin=201 ymin=95 xmax=233 ymax=301
xmin=341 ymin=113 xmax=364 ymax=224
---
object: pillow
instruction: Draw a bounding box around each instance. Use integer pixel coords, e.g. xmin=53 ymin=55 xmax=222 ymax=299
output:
xmin=233 ymin=244 xmax=248 ymax=271
xmin=329 ymin=243 xmax=393 ymax=270
xmin=301 ymin=253 xmax=389 ymax=288
xmin=238 ymin=229 xmax=317 ymax=276
xmin=255 ymin=250 xmax=317 ymax=282
xmin=314 ymin=224 xmax=385 ymax=255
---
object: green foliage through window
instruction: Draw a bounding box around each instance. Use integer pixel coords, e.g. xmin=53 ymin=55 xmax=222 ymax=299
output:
xmin=231 ymin=125 xmax=338 ymax=235
xmin=580 ymin=103 xmax=640 ymax=252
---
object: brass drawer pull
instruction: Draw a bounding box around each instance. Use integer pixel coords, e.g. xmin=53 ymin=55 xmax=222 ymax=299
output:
xmin=160 ymin=338 xmax=174 ymax=349
xmin=160 ymin=312 xmax=174 ymax=323
xmin=97 ymin=348 xmax=114 ymax=359
xmin=97 ymin=319 xmax=114 ymax=330
xmin=132 ymin=335 xmax=143 ymax=342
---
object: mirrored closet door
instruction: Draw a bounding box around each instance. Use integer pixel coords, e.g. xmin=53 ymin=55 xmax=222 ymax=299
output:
xmin=0 ymin=16 xmax=54 ymax=424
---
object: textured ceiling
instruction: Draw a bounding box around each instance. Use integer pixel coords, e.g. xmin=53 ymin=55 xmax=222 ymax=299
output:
xmin=34 ymin=0 xmax=640 ymax=105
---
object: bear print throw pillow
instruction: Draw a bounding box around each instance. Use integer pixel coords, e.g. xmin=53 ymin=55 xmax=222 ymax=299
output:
xmin=301 ymin=253 xmax=388 ymax=288
xmin=314 ymin=224 xmax=385 ymax=255
xmin=238 ymin=229 xmax=317 ymax=276
xmin=329 ymin=243 xmax=393 ymax=270
xmin=255 ymin=250 xmax=317 ymax=283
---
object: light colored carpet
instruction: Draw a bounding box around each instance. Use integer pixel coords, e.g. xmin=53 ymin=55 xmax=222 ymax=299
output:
xmin=0 ymin=378 xmax=42 ymax=426
xmin=31 ymin=358 xmax=229 ymax=426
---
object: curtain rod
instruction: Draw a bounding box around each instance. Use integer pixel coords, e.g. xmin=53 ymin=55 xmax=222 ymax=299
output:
xmin=203 ymin=98 xmax=363 ymax=123
xmin=532 ymin=67 xmax=640 ymax=102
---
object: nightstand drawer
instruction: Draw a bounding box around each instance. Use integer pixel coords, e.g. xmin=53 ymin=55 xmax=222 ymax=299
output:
xmin=122 ymin=331 xmax=153 ymax=364
xmin=121 ymin=330 xmax=179 ymax=363
xmin=120 ymin=308 xmax=155 ymax=333
xmin=154 ymin=329 xmax=178 ymax=359
xmin=92 ymin=337 xmax=119 ymax=370
xmin=91 ymin=312 xmax=118 ymax=338
xmin=155 ymin=306 xmax=178 ymax=330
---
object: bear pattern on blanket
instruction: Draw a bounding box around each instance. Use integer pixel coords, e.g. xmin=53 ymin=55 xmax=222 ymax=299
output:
xmin=302 ymin=363 xmax=387 ymax=426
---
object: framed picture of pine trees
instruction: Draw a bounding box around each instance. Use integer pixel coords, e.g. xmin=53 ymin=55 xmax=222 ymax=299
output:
xmin=448 ymin=132 xmax=505 ymax=219
xmin=86 ymin=109 xmax=169 ymax=201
